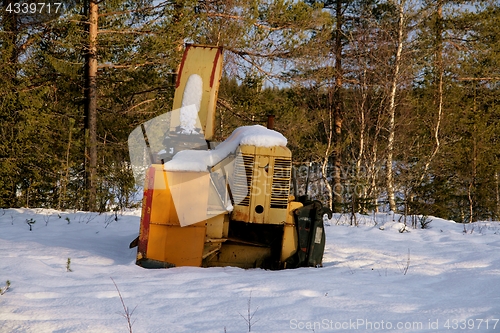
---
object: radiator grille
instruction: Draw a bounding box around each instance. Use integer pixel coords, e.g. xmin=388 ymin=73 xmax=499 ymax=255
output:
xmin=271 ymin=158 xmax=291 ymax=209
xmin=232 ymin=154 xmax=254 ymax=206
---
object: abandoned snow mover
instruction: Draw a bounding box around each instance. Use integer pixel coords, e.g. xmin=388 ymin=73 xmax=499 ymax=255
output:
xmin=128 ymin=45 xmax=330 ymax=269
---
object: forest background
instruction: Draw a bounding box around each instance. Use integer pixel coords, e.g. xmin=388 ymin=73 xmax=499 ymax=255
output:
xmin=1 ymin=0 xmax=499 ymax=223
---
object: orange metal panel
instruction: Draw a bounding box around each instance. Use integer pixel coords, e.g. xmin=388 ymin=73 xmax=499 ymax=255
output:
xmin=147 ymin=224 xmax=205 ymax=267
xmin=137 ymin=164 xmax=209 ymax=266
xmin=150 ymin=166 xmax=179 ymax=226
xmin=166 ymin=171 xmax=210 ymax=227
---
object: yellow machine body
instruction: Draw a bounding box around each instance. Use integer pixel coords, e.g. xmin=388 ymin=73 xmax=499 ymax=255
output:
xmin=136 ymin=145 xmax=303 ymax=269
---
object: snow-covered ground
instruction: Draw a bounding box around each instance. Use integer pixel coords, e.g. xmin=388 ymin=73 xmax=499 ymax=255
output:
xmin=1 ymin=208 xmax=500 ymax=333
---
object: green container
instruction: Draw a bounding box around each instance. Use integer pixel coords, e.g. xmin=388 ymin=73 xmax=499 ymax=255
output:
xmin=288 ymin=201 xmax=330 ymax=268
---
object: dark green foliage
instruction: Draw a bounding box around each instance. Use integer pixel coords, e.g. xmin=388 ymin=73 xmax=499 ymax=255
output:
xmin=66 ymin=258 xmax=72 ymax=272
xmin=0 ymin=0 xmax=182 ymax=210
xmin=0 ymin=280 xmax=10 ymax=295
xmin=0 ymin=0 xmax=499 ymax=221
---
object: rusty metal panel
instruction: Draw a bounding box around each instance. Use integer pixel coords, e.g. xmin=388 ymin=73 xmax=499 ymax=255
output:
xmin=137 ymin=167 xmax=156 ymax=262
xmin=281 ymin=224 xmax=298 ymax=262
xmin=205 ymin=243 xmax=271 ymax=269
xmin=205 ymin=214 xmax=225 ymax=239
xmin=231 ymin=145 xmax=291 ymax=225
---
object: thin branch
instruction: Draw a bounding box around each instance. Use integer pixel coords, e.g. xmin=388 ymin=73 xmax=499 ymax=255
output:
xmin=401 ymin=249 xmax=411 ymax=275
xmin=234 ymin=53 xmax=284 ymax=81
xmin=123 ymin=98 xmax=157 ymax=114
xmin=98 ymin=1 xmax=172 ymax=17
xmin=206 ymin=12 xmax=292 ymax=31
xmin=227 ymin=47 xmax=292 ymax=60
xmin=238 ymin=291 xmax=259 ymax=332
xmin=457 ymin=77 xmax=500 ymax=81
xmin=98 ymin=62 xmax=157 ymax=69
xmin=111 ymin=278 xmax=137 ymax=333
xmin=217 ymin=99 xmax=258 ymax=122
xmin=98 ymin=29 xmax=155 ymax=35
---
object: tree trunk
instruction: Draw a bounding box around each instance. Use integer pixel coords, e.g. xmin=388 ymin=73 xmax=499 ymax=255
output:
xmin=386 ymin=0 xmax=405 ymax=212
xmin=332 ymin=0 xmax=343 ymax=212
xmin=496 ymin=171 xmax=499 ymax=220
xmin=59 ymin=118 xmax=75 ymax=210
xmin=356 ymin=68 xmax=368 ymax=211
xmin=84 ymin=0 xmax=98 ymax=211
xmin=367 ymin=96 xmax=385 ymax=213
xmin=469 ymin=121 xmax=477 ymax=223
xmin=417 ymin=0 xmax=443 ymax=187
xmin=322 ymin=102 xmax=334 ymax=211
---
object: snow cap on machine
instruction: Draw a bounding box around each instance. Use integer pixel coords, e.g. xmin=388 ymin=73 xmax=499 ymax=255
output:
xmin=164 ymin=125 xmax=287 ymax=172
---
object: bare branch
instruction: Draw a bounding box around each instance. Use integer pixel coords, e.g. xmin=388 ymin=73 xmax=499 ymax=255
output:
xmin=206 ymin=12 xmax=291 ymax=31
xmin=457 ymin=77 xmax=500 ymax=81
xmin=123 ymin=98 xmax=157 ymax=114
xmin=98 ymin=1 xmax=172 ymax=18
xmin=98 ymin=62 xmax=157 ymax=69
xmin=111 ymin=277 xmax=137 ymax=333
xmin=99 ymin=29 xmax=155 ymax=35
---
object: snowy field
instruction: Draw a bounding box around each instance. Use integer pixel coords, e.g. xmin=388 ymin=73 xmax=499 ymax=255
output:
xmin=1 ymin=208 xmax=500 ymax=333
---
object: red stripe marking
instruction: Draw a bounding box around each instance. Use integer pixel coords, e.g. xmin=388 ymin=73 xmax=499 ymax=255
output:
xmin=210 ymin=47 xmax=223 ymax=88
xmin=138 ymin=167 xmax=156 ymax=259
xmin=175 ymin=44 xmax=192 ymax=88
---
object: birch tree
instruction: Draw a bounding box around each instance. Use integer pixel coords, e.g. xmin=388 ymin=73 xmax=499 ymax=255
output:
xmin=385 ymin=0 xmax=407 ymax=212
